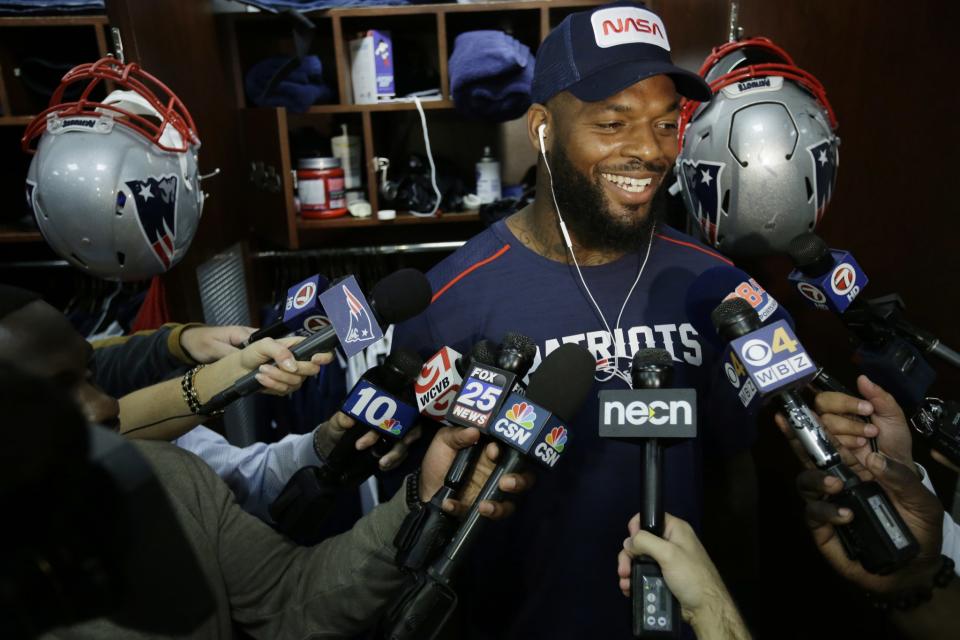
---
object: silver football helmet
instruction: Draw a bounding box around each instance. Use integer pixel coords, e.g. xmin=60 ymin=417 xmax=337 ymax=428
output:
xmin=22 ymin=57 xmax=204 ymax=281
xmin=676 ymin=38 xmax=840 ymax=257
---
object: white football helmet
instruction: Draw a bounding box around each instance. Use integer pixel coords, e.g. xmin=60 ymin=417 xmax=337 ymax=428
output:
xmin=676 ymin=38 xmax=840 ymax=257
xmin=22 ymin=57 xmax=204 ymax=281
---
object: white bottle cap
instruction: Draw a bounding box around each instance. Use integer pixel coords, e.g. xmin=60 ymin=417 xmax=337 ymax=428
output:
xmin=377 ymin=208 xmax=397 ymax=220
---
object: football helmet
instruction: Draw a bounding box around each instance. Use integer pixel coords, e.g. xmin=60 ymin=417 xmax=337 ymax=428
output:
xmin=22 ymin=57 xmax=204 ymax=281
xmin=676 ymin=38 xmax=840 ymax=257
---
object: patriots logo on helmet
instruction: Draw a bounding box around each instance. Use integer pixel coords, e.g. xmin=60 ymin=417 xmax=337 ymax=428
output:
xmin=343 ymin=285 xmax=375 ymax=344
xmin=681 ymin=159 xmax=725 ymax=246
xmin=806 ymin=140 xmax=837 ymax=225
xmin=126 ymin=175 xmax=178 ymax=270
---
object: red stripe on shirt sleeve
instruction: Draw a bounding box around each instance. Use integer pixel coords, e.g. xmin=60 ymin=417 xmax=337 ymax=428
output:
xmin=432 ymin=244 xmax=511 ymax=303
xmin=655 ymin=234 xmax=734 ymax=266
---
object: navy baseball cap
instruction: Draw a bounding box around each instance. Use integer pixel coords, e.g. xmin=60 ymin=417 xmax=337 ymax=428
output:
xmin=532 ymin=1 xmax=711 ymax=105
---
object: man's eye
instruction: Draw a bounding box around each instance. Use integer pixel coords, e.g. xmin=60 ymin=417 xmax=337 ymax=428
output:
xmin=597 ymin=122 xmax=624 ymax=130
xmin=656 ymin=121 xmax=679 ymax=130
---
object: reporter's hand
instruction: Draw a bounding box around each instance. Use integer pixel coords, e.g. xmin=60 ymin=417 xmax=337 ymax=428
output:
xmin=199 ymin=336 xmax=332 ymax=399
xmin=180 ymin=324 xmax=255 ymax=363
xmin=419 ymin=427 xmax=535 ymax=520
xmin=618 ymin=513 xmax=749 ymax=639
xmin=814 ymin=374 xmax=915 ymax=471
xmin=312 ymin=411 xmax=421 ymax=471
xmin=931 ymin=449 xmax=960 ymax=473
xmin=794 ymin=452 xmax=943 ymax=594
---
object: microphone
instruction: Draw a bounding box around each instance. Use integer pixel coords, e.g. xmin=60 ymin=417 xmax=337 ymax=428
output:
xmin=244 ymin=273 xmax=330 ymax=345
xmin=684 ymin=264 xmax=792 ymax=352
xmin=200 ymin=268 xmax=432 ymax=414
xmin=328 ymin=348 xmax=424 ymax=485
xmin=712 ymin=297 xmax=919 ymax=575
xmin=268 ymin=349 xmax=422 ymax=544
xmin=415 ymin=347 xmax=464 ymax=421
xmin=396 ymin=337 xmax=531 ymax=572
xmin=383 ymin=343 xmax=596 ymax=640
xmin=787 ymin=232 xmax=868 ymax=314
xmin=599 ymin=349 xmax=696 ymax=638
xmin=788 ymin=232 xmax=958 ymax=368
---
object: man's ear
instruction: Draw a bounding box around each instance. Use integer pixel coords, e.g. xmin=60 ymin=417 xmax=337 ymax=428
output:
xmin=526 ymin=104 xmax=550 ymax=156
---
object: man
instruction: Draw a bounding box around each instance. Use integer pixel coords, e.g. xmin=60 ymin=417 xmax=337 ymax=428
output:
xmin=391 ymin=2 xmax=758 ymax=637
xmin=0 ymin=286 xmax=533 ymax=638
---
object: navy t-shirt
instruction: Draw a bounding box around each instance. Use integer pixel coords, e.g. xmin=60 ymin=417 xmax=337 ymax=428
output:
xmin=392 ymin=219 xmax=754 ymax=639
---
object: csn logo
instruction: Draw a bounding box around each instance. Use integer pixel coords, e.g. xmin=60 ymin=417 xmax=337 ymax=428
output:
xmin=534 ymin=426 xmax=567 ymax=468
xmin=493 ymin=402 xmax=538 ymax=447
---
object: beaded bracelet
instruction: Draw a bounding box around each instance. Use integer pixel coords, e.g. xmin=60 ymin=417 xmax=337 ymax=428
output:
xmin=181 ymin=364 xmax=224 ymax=417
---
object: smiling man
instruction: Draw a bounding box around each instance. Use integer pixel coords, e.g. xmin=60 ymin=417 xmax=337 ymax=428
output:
xmin=392 ymin=2 xmax=761 ymax=638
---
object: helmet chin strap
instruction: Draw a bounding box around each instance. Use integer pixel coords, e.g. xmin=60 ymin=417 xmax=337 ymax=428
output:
xmin=537 ymin=124 xmax=655 ymax=386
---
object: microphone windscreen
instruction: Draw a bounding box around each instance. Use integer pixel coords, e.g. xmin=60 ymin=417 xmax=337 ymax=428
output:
xmin=370 ymin=269 xmax=432 ymax=324
xmin=527 ymin=343 xmax=595 ymax=421
xmin=787 ymin=232 xmax=832 ymax=276
xmin=631 ymin=348 xmax=673 ymax=369
xmin=502 ymin=332 xmax=537 ymax=361
xmin=470 ymin=340 xmax=498 ymax=365
xmin=386 ymin=348 xmax=425 ymax=382
xmin=710 ymin=297 xmax=756 ymax=332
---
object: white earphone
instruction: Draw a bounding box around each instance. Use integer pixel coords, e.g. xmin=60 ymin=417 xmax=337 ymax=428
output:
xmin=534 ymin=118 xmax=656 ymax=386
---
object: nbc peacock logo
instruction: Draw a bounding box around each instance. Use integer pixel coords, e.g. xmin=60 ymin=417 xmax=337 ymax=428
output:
xmin=545 ymin=426 xmax=567 ymax=452
xmin=381 ymin=418 xmax=402 ymax=435
xmin=505 ymin=402 xmax=536 ymax=429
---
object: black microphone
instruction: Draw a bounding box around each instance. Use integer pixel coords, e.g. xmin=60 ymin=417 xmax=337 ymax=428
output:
xmin=328 ymin=348 xmax=424 ymax=485
xmin=597 ymin=349 xmax=696 ymax=637
xmin=712 ymin=297 xmax=919 ymax=575
xmin=788 ymin=232 xmax=957 ymax=370
xmin=395 ymin=336 xmax=534 ymax=573
xmin=384 ymin=343 xmax=596 ymax=640
xmin=200 ymin=268 xmax=432 ymax=414
xmin=395 ymin=340 xmax=499 ymax=571
xmin=268 ymin=349 xmax=423 ymax=545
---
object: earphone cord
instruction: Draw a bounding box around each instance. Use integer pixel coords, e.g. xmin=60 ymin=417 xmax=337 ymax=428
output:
xmin=541 ymin=136 xmax=655 ymax=384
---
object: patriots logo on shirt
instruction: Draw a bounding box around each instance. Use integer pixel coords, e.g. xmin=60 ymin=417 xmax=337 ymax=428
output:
xmin=344 ymin=285 xmax=375 ymax=344
xmin=680 ymin=160 xmax=725 ymax=246
xmin=126 ymin=175 xmax=178 ymax=270
xmin=806 ymin=140 xmax=837 ymax=225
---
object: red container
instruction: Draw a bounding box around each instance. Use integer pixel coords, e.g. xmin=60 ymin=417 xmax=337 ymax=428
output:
xmin=297 ymin=157 xmax=348 ymax=219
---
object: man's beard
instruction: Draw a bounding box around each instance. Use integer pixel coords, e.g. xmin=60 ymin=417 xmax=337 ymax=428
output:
xmin=548 ymin=144 xmax=667 ymax=253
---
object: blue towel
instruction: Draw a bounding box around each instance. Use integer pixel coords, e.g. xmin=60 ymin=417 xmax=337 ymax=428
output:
xmin=0 ymin=0 xmax=103 ymax=10
xmin=449 ymin=30 xmax=534 ymax=123
xmin=245 ymin=55 xmax=334 ymax=113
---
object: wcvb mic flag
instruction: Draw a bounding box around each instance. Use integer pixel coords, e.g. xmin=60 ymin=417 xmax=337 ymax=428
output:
xmin=415 ymin=347 xmax=463 ymax=420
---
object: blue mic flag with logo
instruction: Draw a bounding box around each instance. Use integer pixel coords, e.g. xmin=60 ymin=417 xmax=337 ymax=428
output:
xmin=318 ymin=275 xmax=383 ymax=358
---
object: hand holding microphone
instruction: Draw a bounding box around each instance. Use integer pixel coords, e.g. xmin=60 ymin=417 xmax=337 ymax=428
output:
xmin=618 ymin=513 xmax=750 ymax=640
xmin=712 ymin=297 xmax=919 ymax=575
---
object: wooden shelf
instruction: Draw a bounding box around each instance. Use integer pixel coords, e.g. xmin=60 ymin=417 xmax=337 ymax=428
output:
xmin=0 ymin=115 xmax=32 ymax=127
xmin=302 ymin=99 xmax=454 ymax=114
xmin=0 ymin=226 xmax=43 ymax=243
xmin=298 ymin=211 xmax=479 ymax=229
xmin=0 ymin=15 xmax=108 ymax=27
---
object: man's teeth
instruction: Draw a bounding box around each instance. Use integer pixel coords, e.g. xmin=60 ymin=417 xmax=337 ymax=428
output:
xmin=601 ymin=173 xmax=652 ymax=193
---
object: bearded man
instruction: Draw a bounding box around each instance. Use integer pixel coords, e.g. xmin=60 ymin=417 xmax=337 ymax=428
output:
xmin=392 ymin=2 xmax=761 ymax=637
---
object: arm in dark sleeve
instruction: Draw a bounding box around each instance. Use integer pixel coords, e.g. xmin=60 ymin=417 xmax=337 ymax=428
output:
xmin=89 ymin=324 xmax=200 ymax=397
